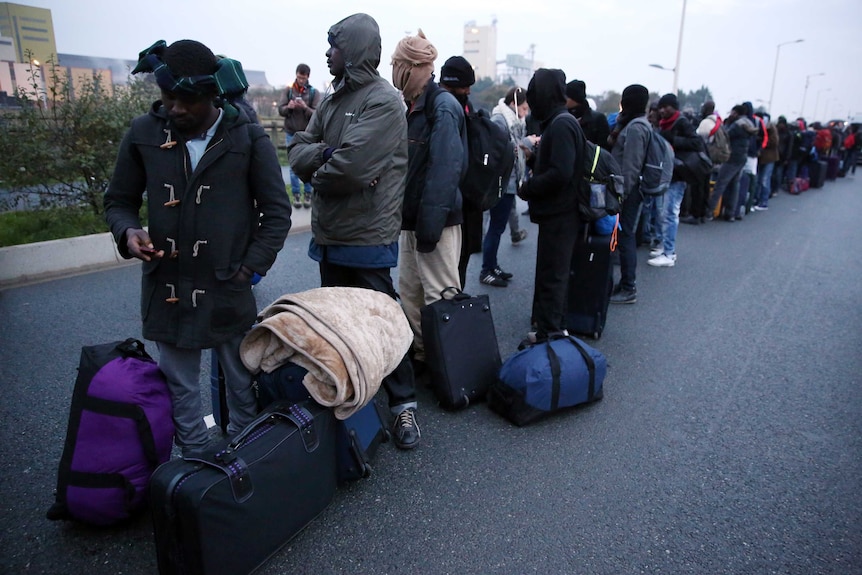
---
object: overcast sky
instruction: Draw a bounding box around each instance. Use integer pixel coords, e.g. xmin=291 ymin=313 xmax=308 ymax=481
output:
xmin=27 ymin=0 xmax=862 ymax=121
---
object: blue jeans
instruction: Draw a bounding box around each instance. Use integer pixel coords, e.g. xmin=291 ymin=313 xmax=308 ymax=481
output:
xmin=481 ymin=194 xmax=515 ymax=272
xmin=756 ymin=162 xmax=775 ymax=207
xmin=285 ymin=133 xmax=312 ymax=199
xmin=642 ymin=195 xmax=663 ymax=246
xmin=659 ymin=181 xmax=686 ymax=256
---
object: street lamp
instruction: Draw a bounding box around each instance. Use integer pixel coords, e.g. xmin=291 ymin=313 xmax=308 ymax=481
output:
xmin=801 ymin=72 xmax=825 ymax=118
xmin=768 ymin=38 xmax=804 ymax=114
xmin=649 ymin=63 xmax=675 ymax=93
xmin=813 ymin=88 xmax=831 ymax=122
xmin=671 ymin=0 xmax=687 ymax=95
xmin=648 ymin=0 xmax=687 ymax=95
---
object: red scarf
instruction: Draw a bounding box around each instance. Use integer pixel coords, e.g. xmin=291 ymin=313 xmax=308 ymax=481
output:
xmin=290 ymin=82 xmax=307 ymax=98
xmin=659 ymin=110 xmax=680 ymax=132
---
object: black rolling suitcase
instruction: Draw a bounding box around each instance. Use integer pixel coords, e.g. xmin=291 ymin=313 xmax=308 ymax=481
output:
xmin=150 ymin=400 xmax=337 ymax=575
xmin=420 ymin=287 xmax=502 ymax=409
xmin=825 ymin=156 xmax=840 ymax=180
xmin=809 ymin=160 xmax=827 ymax=188
xmin=255 ymin=362 xmax=391 ymax=483
xmin=566 ymin=226 xmax=614 ymax=339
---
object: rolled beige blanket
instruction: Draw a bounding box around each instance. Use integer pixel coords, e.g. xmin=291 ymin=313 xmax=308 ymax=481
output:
xmin=240 ymin=287 xmax=412 ymax=419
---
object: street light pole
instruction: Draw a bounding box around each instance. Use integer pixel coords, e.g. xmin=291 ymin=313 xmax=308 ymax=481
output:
xmin=672 ymin=0 xmax=687 ymax=94
xmin=768 ymin=38 xmax=804 ymax=114
xmin=813 ymin=88 xmax=831 ymax=122
xmin=801 ymin=72 xmax=825 ymax=118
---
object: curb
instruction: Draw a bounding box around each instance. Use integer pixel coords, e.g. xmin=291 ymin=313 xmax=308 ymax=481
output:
xmin=0 ymin=220 xmax=311 ymax=290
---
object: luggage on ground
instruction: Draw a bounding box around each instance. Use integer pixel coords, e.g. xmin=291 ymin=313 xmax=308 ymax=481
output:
xmin=809 ymin=160 xmax=827 ymax=188
xmin=47 ymin=339 xmax=174 ymax=526
xmin=789 ymin=177 xmax=810 ymax=194
xmin=825 ymin=156 xmax=840 ymax=180
xmin=487 ymin=334 xmax=606 ymax=427
xmin=420 ymin=287 xmax=502 ymax=409
xmin=150 ymin=400 xmax=337 ymax=575
xmin=566 ymin=225 xmax=615 ymax=340
xmin=255 ymin=362 xmax=390 ymax=482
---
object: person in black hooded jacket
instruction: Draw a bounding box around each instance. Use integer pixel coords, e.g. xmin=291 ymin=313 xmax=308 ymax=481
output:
xmin=517 ymin=68 xmax=582 ymax=340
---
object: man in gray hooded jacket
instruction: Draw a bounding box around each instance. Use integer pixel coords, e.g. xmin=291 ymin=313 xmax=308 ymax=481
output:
xmin=288 ymin=13 xmax=420 ymax=449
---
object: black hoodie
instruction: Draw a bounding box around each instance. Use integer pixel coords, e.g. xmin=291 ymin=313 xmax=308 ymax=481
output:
xmin=519 ymin=69 xmax=580 ymax=222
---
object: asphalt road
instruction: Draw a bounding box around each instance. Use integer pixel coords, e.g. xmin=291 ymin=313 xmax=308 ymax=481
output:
xmin=1 ymin=180 xmax=860 ymax=575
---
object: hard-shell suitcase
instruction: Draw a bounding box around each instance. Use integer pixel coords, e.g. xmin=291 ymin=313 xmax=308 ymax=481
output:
xmin=809 ymin=160 xmax=827 ymax=189
xmin=150 ymin=400 xmax=337 ymax=575
xmin=566 ymin=226 xmax=614 ymax=339
xmin=825 ymin=156 xmax=840 ymax=180
xmin=47 ymin=338 xmax=174 ymax=526
xmin=255 ymin=362 xmax=390 ymax=482
xmin=420 ymin=287 xmax=502 ymax=409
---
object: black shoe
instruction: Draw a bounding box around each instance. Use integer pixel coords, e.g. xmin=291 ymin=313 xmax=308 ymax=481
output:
xmin=391 ymin=408 xmax=421 ymax=449
xmin=292 ymin=198 xmax=302 ymax=209
xmin=479 ymin=270 xmax=508 ymax=287
xmin=680 ymin=215 xmax=700 ymax=225
xmin=521 ymin=209 xmax=530 ymax=215
xmin=511 ymin=229 xmax=527 ymax=244
xmin=493 ymin=266 xmax=513 ymax=280
xmin=610 ymin=288 xmax=637 ymax=304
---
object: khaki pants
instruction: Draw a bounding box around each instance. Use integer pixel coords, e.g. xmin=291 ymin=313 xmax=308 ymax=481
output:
xmin=398 ymin=225 xmax=462 ymax=361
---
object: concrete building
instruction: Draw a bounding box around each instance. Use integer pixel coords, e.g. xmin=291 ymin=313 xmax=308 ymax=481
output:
xmin=0 ymin=2 xmax=56 ymax=65
xmin=462 ymin=20 xmax=497 ymax=81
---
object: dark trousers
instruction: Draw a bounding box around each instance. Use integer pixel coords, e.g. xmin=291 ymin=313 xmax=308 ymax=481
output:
xmin=532 ymin=212 xmax=581 ymax=337
xmin=709 ymin=157 xmax=745 ymax=213
xmin=617 ymin=189 xmax=644 ymax=291
xmin=318 ymin=260 xmax=416 ymax=409
xmin=688 ymin=173 xmax=710 ymax=218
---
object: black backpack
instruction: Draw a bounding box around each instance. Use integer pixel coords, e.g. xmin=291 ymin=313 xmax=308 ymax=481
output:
xmin=425 ymin=86 xmax=514 ymax=211
xmin=554 ymin=113 xmax=624 ymax=222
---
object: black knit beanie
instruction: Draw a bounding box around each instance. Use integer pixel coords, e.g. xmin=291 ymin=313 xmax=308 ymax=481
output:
xmin=565 ymin=80 xmax=587 ymax=105
xmin=658 ymin=93 xmax=679 ymax=110
xmin=620 ymin=84 xmax=649 ymax=114
xmin=440 ymin=56 xmax=475 ymax=87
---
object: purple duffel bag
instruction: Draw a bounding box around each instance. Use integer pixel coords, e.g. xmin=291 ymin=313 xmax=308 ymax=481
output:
xmin=47 ymin=339 xmax=174 ymax=526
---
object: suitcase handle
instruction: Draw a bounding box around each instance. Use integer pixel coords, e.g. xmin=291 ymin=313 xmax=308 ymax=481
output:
xmin=437 ymin=286 xmax=473 ymax=301
xmin=230 ymin=401 xmax=320 ymax=453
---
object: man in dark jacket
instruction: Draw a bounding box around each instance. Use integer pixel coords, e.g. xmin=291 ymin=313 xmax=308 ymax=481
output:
xmin=517 ymin=68 xmax=582 ymax=339
xmin=650 ymin=93 xmax=702 ymax=267
xmin=289 ymin=13 xmax=420 ymax=450
xmin=438 ymin=55 xmax=485 ymax=289
xmin=391 ymin=30 xmax=466 ymax=384
xmin=104 ymin=40 xmax=292 ymax=456
xmin=609 ymin=84 xmax=651 ymax=304
xmin=565 ymin=79 xmax=610 ymax=150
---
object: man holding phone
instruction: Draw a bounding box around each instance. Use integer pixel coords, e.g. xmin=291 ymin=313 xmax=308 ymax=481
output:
xmin=104 ymin=39 xmax=292 ymax=455
xmin=279 ymin=64 xmax=322 ymax=208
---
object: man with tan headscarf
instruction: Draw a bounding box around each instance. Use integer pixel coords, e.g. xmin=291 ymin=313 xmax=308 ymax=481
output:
xmin=391 ymin=31 xmax=467 ymax=376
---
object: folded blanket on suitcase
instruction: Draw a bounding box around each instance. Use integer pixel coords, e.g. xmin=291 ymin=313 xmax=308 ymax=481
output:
xmin=240 ymin=287 xmax=412 ymax=419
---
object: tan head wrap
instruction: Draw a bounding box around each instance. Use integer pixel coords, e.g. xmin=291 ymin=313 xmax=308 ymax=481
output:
xmin=391 ymin=29 xmax=437 ymax=102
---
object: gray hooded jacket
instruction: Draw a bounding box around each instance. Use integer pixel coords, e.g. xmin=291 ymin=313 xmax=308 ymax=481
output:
xmin=288 ymin=13 xmax=408 ymax=247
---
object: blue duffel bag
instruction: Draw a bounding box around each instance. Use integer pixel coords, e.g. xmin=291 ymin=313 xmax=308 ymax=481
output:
xmin=488 ymin=334 xmax=606 ymax=426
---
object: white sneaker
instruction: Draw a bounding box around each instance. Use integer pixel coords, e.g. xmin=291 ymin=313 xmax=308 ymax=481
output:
xmin=650 ymin=247 xmax=663 ymax=258
xmin=648 ymin=253 xmax=676 ymax=267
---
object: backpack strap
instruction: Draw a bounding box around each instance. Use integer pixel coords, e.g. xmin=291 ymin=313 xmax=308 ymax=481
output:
xmin=423 ymin=83 xmax=444 ymax=125
xmin=551 ymin=112 xmax=587 ymax=183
